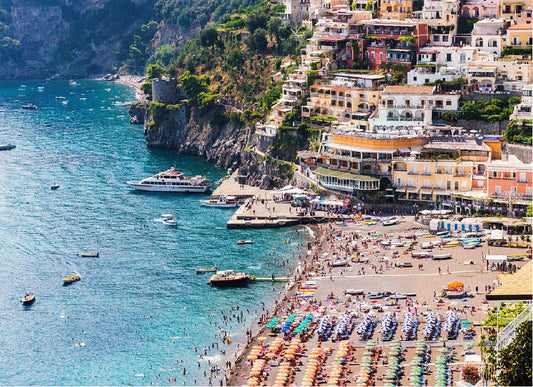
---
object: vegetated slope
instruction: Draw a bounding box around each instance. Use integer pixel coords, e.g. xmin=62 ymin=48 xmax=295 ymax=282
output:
xmin=0 ymin=0 xmax=260 ymax=78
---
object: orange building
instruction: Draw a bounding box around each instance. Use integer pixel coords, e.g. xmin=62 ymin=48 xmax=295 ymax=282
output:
xmin=487 ymin=155 xmax=533 ymax=199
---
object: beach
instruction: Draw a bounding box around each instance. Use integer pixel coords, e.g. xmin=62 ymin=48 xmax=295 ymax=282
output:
xmin=228 ymin=216 xmax=530 ymax=386
xmin=114 ymin=74 xmax=147 ymax=101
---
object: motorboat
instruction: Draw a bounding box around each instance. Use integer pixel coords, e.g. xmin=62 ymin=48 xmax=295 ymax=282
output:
xmin=206 ymin=270 xmax=253 ymax=287
xmin=127 ymin=168 xmax=212 ymax=193
xmin=21 ymin=103 xmax=37 ymax=110
xmin=161 ymin=216 xmax=177 ymax=227
xmin=51 ymin=181 xmax=60 ymax=190
xmin=80 ymin=252 xmax=99 ymax=257
xmin=463 ymin=243 xmax=477 ymax=250
xmin=420 ymin=242 xmax=432 ymax=249
xmin=199 ymin=195 xmax=238 ymax=208
xmin=383 ymin=218 xmax=397 ymax=226
xmin=21 ymin=293 xmax=35 ymax=306
xmin=63 ymin=275 xmax=81 ymax=285
xmin=0 ymin=143 xmax=16 ymax=151
xmin=237 ymin=240 xmax=254 ymax=245
xmin=367 ymin=292 xmax=385 ymax=299
xmin=196 ymin=266 xmax=218 ymax=274
xmin=432 ymin=253 xmax=452 ymax=260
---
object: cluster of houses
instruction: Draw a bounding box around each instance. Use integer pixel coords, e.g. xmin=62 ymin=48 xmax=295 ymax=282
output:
xmin=256 ymin=0 xmax=532 ymax=217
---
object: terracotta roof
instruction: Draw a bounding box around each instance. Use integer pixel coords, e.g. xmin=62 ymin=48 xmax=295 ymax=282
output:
xmin=507 ymin=22 xmax=533 ymax=30
xmin=383 ymin=85 xmax=435 ymax=94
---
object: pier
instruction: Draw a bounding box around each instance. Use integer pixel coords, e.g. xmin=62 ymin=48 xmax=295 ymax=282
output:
xmin=213 ymin=170 xmax=346 ymax=229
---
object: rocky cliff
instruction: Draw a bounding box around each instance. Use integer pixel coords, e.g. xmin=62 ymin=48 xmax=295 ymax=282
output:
xmin=136 ymin=103 xmax=294 ymax=189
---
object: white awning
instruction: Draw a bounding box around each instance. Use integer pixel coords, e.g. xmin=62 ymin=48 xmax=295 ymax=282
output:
xmin=484 ymin=255 xmax=508 ymax=261
xmin=398 ymin=147 xmax=410 ymax=152
xmin=329 ymin=143 xmax=397 ymax=154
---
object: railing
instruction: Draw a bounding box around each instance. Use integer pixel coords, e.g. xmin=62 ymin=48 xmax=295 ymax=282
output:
xmin=496 ymin=304 xmax=532 ymax=352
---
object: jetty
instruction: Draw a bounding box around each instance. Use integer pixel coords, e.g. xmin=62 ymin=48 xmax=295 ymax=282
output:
xmin=214 ymin=171 xmax=347 ymax=229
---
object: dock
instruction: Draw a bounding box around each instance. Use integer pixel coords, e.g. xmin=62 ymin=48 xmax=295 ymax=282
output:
xmin=213 ymin=169 xmax=346 ymax=229
xmin=253 ymin=277 xmax=290 ymax=282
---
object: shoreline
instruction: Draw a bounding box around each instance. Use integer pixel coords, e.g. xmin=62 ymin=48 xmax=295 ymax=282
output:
xmin=227 ymin=216 xmax=530 ymax=386
xmin=112 ymin=74 xmax=146 ymax=102
xmin=227 ymin=224 xmax=325 ymax=384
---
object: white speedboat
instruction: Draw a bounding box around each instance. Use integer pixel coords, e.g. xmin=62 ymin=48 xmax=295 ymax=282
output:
xmin=127 ymin=168 xmax=212 ymax=193
xmin=161 ymin=214 xmax=177 ymax=227
xmin=0 ymin=144 xmax=16 ymax=151
xmin=199 ymin=195 xmax=238 ymax=208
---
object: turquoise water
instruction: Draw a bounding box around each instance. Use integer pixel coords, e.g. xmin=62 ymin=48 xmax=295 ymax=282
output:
xmin=0 ymin=80 xmax=305 ymax=385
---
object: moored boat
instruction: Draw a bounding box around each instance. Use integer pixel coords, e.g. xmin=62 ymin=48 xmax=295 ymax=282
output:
xmin=196 ymin=266 xmax=218 ymax=274
xmin=21 ymin=103 xmax=37 ymax=110
xmin=237 ymin=240 xmax=254 ymax=245
xmin=411 ymin=251 xmax=432 ymax=258
xmin=206 ymin=270 xmax=253 ymax=287
xmin=432 ymin=253 xmax=452 ymax=260
xmin=51 ymin=181 xmax=60 ymax=190
xmin=63 ymin=275 xmax=81 ymax=285
xmin=199 ymin=195 xmax=238 ymax=208
xmin=162 ymin=217 xmax=177 ymax=227
xmin=21 ymin=293 xmax=35 ymax=306
xmin=80 ymin=252 xmax=99 ymax=257
xmin=332 ymin=259 xmax=348 ymax=267
xmin=0 ymin=143 xmax=16 ymax=151
xmin=345 ymin=289 xmax=364 ymax=295
xmin=127 ymin=168 xmax=212 ymax=193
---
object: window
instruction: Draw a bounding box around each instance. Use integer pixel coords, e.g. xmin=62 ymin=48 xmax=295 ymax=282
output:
xmin=397 ymin=177 xmax=402 ymax=185
xmin=492 ymin=171 xmax=498 ymax=178
xmin=477 ymin=180 xmax=483 ymax=187
xmin=454 ymin=181 xmax=459 ymax=190
xmin=460 ymin=54 xmax=466 ymax=63
xmin=371 ymin=52 xmax=375 ymax=59
xmin=446 ymin=181 xmax=451 ymax=189
xmin=413 ymin=76 xmax=417 ymax=81
xmin=446 ymin=53 xmax=452 ymax=62
xmin=379 ymin=52 xmax=383 ymax=60
xmin=495 ymin=185 xmax=501 ymax=194
xmin=411 ymin=165 xmax=417 ymax=173
xmin=437 ymin=180 xmax=442 ymax=188
xmin=446 ymin=100 xmax=451 ymax=106
xmin=519 ymin=172 xmax=526 ymax=182
xmin=462 ymin=181 xmax=467 ymax=188
xmin=424 ymin=179 xmax=430 ymax=187
xmin=527 ymin=187 xmax=532 ymax=196
xmin=424 ymin=166 xmax=430 ymax=174
xmin=408 ymin=178 xmax=414 ymax=186
xmin=442 ymin=36 xmax=449 ymax=42
xmin=511 ymin=186 xmax=517 ymax=195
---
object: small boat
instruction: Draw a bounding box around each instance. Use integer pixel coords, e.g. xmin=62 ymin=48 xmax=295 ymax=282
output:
xmin=345 ymin=289 xmax=364 ymax=295
xmin=420 ymin=242 xmax=432 ymax=249
xmin=162 ymin=217 xmax=177 ymax=227
xmin=423 ymin=234 xmax=436 ymax=238
xmin=367 ymin=292 xmax=385 ymax=299
xmin=206 ymin=270 xmax=253 ymax=287
xmin=199 ymin=196 xmax=238 ymax=208
xmin=55 ymin=96 xmax=66 ymax=100
xmin=0 ymin=144 xmax=16 ymax=151
xmin=436 ymin=231 xmax=449 ymax=236
xmin=237 ymin=240 xmax=254 ymax=245
xmin=463 ymin=243 xmax=477 ymax=250
xmin=383 ymin=219 xmax=397 ymax=226
xmin=196 ymin=266 xmax=218 ymax=274
xmin=51 ymin=181 xmax=60 ymax=190
xmin=21 ymin=103 xmax=37 ymax=110
xmin=332 ymin=259 xmax=348 ymax=267
xmin=432 ymin=253 xmax=452 ymax=260
xmin=411 ymin=251 xmax=432 ymax=258
xmin=21 ymin=293 xmax=35 ymax=306
xmin=388 ymin=293 xmax=407 ymax=300
xmin=63 ymin=275 xmax=81 ymax=285
xmin=80 ymin=252 xmax=99 ymax=257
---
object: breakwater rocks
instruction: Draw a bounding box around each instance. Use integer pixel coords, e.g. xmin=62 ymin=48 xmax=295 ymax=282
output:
xmin=130 ymin=103 xmax=294 ymax=189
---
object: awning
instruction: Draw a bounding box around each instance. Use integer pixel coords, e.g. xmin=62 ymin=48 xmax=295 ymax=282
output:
xmin=398 ymin=147 xmax=410 ymax=152
xmin=329 ymin=142 xmax=397 ymax=154
xmin=410 ymin=146 xmax=422 ymax=153
xmin=420 ymin=190 xmax=433 ymax=195
xmin=395 ymin=188 xmax=407 ymax=194
xmin=484 ymin=255 xmax=508 ymax=262
xmin=435 ymin=190 xmax=451 ymax=196
xmin=406 ymin=188 xmax=419 ymax=194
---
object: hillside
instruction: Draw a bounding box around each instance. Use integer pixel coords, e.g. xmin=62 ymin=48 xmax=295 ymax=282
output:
xmin=0 ymin=0 xmax=259 ymax=78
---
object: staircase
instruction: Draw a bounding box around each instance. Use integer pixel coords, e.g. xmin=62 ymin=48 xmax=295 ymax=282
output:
xmin=496 ymin=303 xmax=532 ymax=351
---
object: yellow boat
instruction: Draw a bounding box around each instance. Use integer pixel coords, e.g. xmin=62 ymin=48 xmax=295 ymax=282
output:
xmin=443 ymin=242 xmax=460 ymax=247
xmin=63 ymin=275 xmax=81 ymax=285
xmin=423 ymin=234 xmax=436 ymax=238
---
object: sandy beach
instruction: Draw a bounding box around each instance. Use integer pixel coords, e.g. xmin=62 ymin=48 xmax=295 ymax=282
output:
xmin=114 ymin=74 xmax=147 ymax=101
xmin=227 ymin=216 xmax=530 ymax=386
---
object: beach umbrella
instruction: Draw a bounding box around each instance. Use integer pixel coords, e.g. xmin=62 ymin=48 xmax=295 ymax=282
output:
xmin=447 ymin=281 xmax=464 ymax=290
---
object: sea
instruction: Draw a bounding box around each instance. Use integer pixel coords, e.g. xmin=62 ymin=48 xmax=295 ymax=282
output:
xmin=0 ymin=80 xmax=306 ymax=385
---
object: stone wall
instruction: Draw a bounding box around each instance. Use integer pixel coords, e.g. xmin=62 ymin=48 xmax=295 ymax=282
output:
xmin=507 ymin=143 xmax=533 ymax=164
xmin=152 ymin=78 xmax=179 ymax=104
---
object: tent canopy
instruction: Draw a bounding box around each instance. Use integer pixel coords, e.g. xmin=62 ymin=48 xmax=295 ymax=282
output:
xmin=484 ymin=255 xmax=508 ymax=262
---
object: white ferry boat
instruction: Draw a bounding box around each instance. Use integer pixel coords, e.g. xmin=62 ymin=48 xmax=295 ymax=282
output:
xmin=127 ymin=168 xmax=212 ymax=193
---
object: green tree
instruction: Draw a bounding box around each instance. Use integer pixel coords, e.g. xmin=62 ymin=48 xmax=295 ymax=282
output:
xmin=246 ymin=8 xmax=268 ymax=33
xmin=497 ymin=320 xmax=532 ymax=386
xmin=199 ymin=26 xmax=222 ymax=49
xmin=146 ymin=64 xmax=167 ymax=80
xmin=247 ymin=28 xmax=268 ymax=51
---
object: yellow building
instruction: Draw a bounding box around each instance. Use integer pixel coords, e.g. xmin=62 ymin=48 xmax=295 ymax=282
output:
xmin=380 ymin=0 xmax=413 ymax=20
xmin=392 ymin=158 xmax=477 ymax=203
xmin=500 ymin=0 xmax=533 ymax=21
xmin=505 ymin=21 xmax=533 ymax=49
xmin=302 ymin=84 xmax=380 ymax=129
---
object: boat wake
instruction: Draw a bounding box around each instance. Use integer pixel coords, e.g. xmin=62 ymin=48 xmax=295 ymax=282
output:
xmin=304 ymin=225 xmax=315 ymax=239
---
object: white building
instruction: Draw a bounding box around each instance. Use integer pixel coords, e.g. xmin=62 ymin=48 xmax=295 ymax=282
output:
xmin=511 ymin=84 xmax=533 ymax=119
xmin=370 ymin=85 xmax=461 ymax=130
xmin=471 ymin=18 xmax=509 ymax=57
xmin=282 ymin=0 xmax=310 ymax=29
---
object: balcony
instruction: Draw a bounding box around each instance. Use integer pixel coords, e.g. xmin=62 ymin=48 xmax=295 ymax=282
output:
xmin=517 ymin=179 xmax=529 ymax=184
